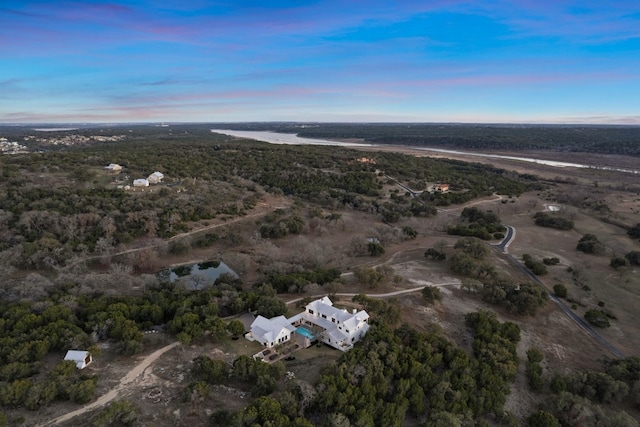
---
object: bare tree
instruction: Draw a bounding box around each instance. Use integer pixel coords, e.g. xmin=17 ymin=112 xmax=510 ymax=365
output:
xmin=60 ymin=215 xmax=79 ymax=242
xmin=95 ymin=237 xmax=114 ymax=255
xmin=137 ymin=273 xmax=160 ymax=291
xmin=99 ymin=215 xmax=117 ymax=239
xmin=434 ymin=239 xmax=448 ymax=252
xmin=16 ymin=273 xmax=54 ymax=301
xmin=287 ymin=237 xmax=334 ymax=269
xmin=166 ymin=212 xmax=182 ymax=234
xmin=126 ymin=247 xmax=161 ymax=272
xmin=350 ymin=236 xmax=367 ymax=257
xmin=190 ymin=273 xmax=211 ymax=291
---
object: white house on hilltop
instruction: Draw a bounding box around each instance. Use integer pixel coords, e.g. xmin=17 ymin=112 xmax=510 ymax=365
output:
xmin=290 ymin=296 xmax=370 ymax=351
xmin=247 ymin=297 xmax=370 ymax=353
xmin=133 ymin=178 xmax=149 ymax=187
xmin=104 ymin=163 xmax=122 ymax=173
xmin=147 ymin=171 xmax=164 ymax=184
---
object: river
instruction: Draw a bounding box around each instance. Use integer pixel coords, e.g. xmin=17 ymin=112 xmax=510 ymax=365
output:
xmin=210 ymin=129 xmax=639 ymax=174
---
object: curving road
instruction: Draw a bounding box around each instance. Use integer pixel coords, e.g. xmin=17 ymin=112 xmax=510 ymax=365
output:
xmin=495 ymin=226 xmax=624 ymax=359
xmin=493 ymin=225 xmax=515 ymax=253
xmin=285 ymin=281 xmax=461 ymax=307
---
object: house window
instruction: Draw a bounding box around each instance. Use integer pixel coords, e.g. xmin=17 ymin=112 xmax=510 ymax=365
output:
xmin=309 ymin=309 xmax=314 ymax=314
xmin=331 ymin=318 xmax=335 ymax=323
xmin=321 ymin=314 xmax=327 ymax=319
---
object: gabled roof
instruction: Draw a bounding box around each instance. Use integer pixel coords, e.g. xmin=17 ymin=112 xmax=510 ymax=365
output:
xmin=306 ymin=296 xmax=364 ymax=324
xmin=342 ymin=311 xmax=369 ymax=330
xmin=64 ymin=350 xmax=91 ymax=369
xmin=250 ymin=296 xmax=371 ymax=352
xmin=251 ymin=315 xmax=296 ymax=344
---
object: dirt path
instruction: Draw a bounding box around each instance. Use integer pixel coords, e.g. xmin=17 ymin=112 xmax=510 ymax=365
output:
xmin=60 ymin=195 xmax=292 ymax=272
xmin=40 ymin=341 xmax=180 ymax=426
xmin=284 ymin=282 xmax=460 ymax=306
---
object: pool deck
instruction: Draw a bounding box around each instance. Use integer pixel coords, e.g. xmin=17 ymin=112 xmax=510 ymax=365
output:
xmin=253 ymin=329 xmax=320 ymax=363
xmin=296 ymin=326 xmax=315 ymax=340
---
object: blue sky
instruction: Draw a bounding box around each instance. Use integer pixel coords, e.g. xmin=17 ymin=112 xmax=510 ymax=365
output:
xmin=1 ymin=1 xmax=639 ymax=123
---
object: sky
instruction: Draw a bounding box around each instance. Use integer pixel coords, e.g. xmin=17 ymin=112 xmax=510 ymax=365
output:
xmin=1 ymin=1 xmax=639 ymax=124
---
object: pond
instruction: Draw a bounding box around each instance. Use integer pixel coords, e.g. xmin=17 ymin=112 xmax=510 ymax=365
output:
xmin=158 ymin=260 xmax=239 ymax=290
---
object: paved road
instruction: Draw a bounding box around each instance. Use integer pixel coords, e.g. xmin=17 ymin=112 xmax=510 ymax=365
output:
xmin=495 ymin=227 xmax=625 ymax=359
xmin=384 ymin=175 xmax=423 ymax=197
xmin=493 ymin=225 xmax=515 ymax=253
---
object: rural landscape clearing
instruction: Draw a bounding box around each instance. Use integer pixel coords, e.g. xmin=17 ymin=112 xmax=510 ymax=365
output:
xmin=0 ymin=123 xmax=639 ymax=426
xmin=3 ymin=1 xmax=640 ymax=426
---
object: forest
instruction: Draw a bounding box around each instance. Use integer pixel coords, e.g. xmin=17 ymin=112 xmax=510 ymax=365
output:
xmin=4 ymin=273 xmax=640 ymax=427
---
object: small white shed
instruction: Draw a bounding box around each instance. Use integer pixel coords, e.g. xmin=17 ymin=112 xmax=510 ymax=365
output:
xmin=133 ymin=178 xmax=149 ymax=187
xmin=64 ymin=350 xmax=93 ymax=369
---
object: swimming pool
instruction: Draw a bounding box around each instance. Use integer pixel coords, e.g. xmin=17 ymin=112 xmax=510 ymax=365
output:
xmin=296 ymin=326 xmax=315 ymax=340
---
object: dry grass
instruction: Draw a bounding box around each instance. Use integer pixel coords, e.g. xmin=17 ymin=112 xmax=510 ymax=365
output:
xmin=20 ymin=150 xmax=640 ymax=426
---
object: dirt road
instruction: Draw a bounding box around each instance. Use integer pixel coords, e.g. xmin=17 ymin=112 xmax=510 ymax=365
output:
xmin=40 ymin=341 xmax=180 ymax=426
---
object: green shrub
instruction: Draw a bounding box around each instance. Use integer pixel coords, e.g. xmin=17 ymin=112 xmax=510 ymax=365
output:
xmin=422 ymin=286 xmax=443 ymax=303
xmin=553 ymin=284 xmax=567 ymax=298
xmin=585 ymin=309 xmax=611 ymax=328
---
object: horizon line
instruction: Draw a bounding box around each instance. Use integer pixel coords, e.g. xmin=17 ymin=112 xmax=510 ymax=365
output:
xmin=2 ymin=121 xmax=640 ymax=127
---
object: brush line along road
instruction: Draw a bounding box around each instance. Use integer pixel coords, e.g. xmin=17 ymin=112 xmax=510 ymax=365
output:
xmin=496 ymin=226 xmax=624 ymax=359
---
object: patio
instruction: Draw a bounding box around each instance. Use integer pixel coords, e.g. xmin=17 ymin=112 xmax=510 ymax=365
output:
xmin=253 ymin=340 xmax=303 ymax=363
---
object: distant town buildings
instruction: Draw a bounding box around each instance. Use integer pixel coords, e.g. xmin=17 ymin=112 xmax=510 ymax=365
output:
xmin=0 ymin=133 xmax=126 ymax=153
xmin=0 ymin=137 xmax=28 ymax=154
xmin=356 ymin=157 xmax=376 ymax=164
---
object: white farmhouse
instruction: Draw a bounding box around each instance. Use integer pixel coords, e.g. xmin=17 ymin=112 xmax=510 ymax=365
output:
xmin=290 ymin=296 xmax=370 ymax=351
xmin=133 ymin=178 xmax=149 ymax=187
xmin=64 ymin=350 xmax=93 ymax=369
xmin=247 ymin=296 xmax=370 ymax=353
xmin=147 ymin=171 xmax=164 ymax=184
xmin=248 ymin=315 xmax=296 ymax=348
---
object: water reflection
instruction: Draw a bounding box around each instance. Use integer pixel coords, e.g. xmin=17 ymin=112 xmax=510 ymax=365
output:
xmin=158 ymin=260 xmax=238 ymax=290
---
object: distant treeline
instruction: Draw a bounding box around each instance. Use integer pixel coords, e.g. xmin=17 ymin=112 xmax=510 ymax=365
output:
xmin=211 ymin=122 xmax=640 ymax=156
xmin=5 ymin=122 xmax=637 ymax=156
